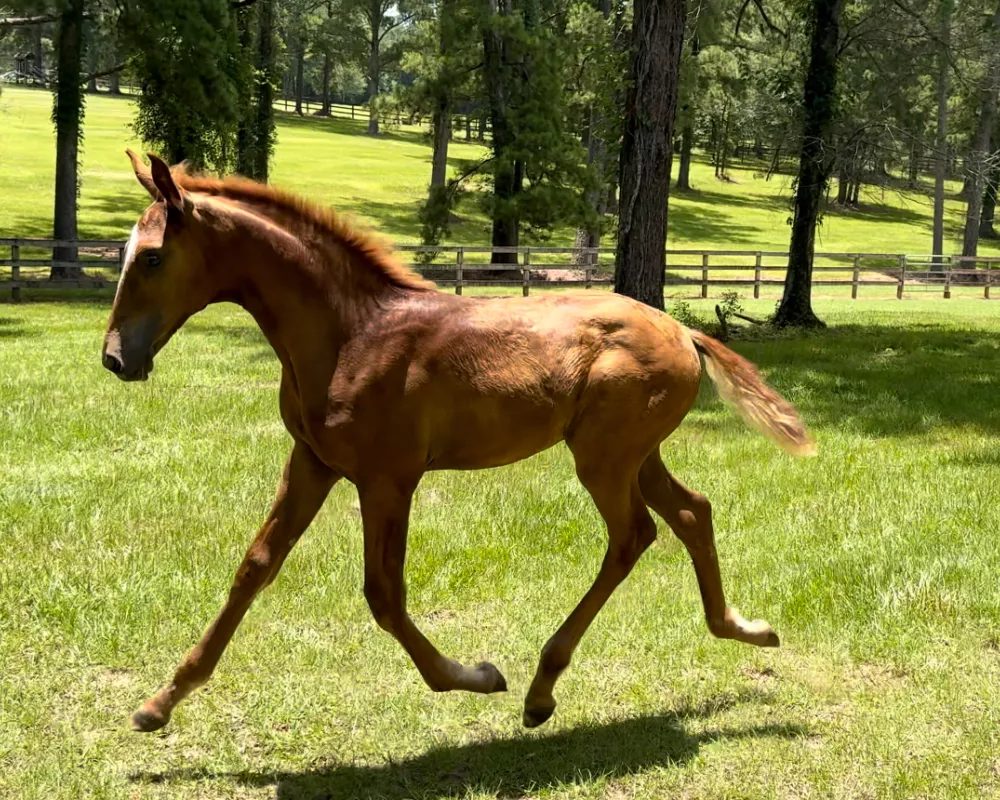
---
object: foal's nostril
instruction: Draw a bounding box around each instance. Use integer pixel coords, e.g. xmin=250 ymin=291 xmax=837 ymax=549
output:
xmin=102 ymin=352 xmax=123 ymax=374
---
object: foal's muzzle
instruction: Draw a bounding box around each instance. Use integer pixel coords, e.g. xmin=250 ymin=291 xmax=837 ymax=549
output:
xmin=102 ymin=317 xmax=159 ymax=382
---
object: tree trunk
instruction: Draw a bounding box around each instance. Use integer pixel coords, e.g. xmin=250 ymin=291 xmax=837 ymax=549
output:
xmin=235 ymin=8 xmax=255 ymax=176
xmin=573 ymin=106 xmax=606 ymax=266
xmin=367 ymin=6 xmax=380 ymax=136
xmin=483 ymin=0 xmax=520 ymax=265
xmin=980 ymin=164 xmax=1000 ymax=238
xmin=251 ymin=0 xmax=275 ymax=182
xmin=295 ymin=43 xmax=305 ymax=116
xmin=766 ymin=141 xmax=782 ymax=179
xmin=321 ymin=51 xmax=332 ymax=115
xmin=430 ymin=99 xmax=451 ymax=188
xmin=958 ymin=171 xmax=974 ymax=200
xmin=836 ymin=154 xmax=848 ymax=204
xmin=614 ymin=0 xmax=686 ymax=310
xmin=719 ymin=109 xmax=731 ymax=177
xmin=850 ymin=179 xmax=860 ymax=206
xmin=676 ymin=122 xmax=693 ymax=190
xmin=86 ymin=37 xmax=97 ymax=93
xmin=774 ymin=0 xmax=845 ymax=328
xmin=907 ymin=138 xmax=920 ymax=187
xmin=962 ymin=0 xmax=1000 ymax=258
xmin=932 ymin=0 xmax=952 ymax=269
xmin=711 ymin=118 xmax=720 ymax=177
xmin=51 ymin=0 xmax=86 ymax=281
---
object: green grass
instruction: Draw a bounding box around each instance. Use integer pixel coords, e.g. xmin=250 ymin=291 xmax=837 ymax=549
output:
xmin=0 ymin=84 xmax=994 ymax=259
xmin=1 ymin=298 xmax=999 ymax=798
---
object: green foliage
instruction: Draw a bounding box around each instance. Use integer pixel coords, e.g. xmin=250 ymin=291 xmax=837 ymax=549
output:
xmin=477 ymin=0 xmax=593 ymax=237
xmin=717 ymin=289 xmax=744 ymax=321
xmin=667 ymin=298 xmax=702 ymax=329
xmin=418 ymin=181 xmax=456 ymax=249
xmin=122 ymin=0 xmax=250 ymax=170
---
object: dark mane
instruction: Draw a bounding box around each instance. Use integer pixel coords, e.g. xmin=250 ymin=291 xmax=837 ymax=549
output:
xmin=173 ymin=167 xmax=432 ymax=292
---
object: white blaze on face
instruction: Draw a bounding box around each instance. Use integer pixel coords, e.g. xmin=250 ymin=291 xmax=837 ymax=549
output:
xmin=115 ymin=224 xmax=139 ymax=303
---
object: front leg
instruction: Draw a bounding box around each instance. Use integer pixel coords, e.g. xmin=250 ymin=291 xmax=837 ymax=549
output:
xmin=358 ymin=478 xmax=507 ymax=694
xmin=131 ymin=442 xmax=339 ymax=732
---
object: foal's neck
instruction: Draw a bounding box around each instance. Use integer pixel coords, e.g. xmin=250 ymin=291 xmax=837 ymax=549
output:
xmin=207 ymin=199 xmax=404 ymax=370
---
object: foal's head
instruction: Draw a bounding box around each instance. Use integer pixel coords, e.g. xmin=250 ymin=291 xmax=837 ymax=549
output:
xmin=102 ymin=152 xmax=218 ymax=381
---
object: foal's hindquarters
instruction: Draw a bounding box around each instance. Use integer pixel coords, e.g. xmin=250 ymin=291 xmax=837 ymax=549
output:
xmin=516 ymin=308 xmax=786 ymax=726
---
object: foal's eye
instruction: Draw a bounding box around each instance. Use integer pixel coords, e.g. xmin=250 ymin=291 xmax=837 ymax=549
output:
xmin=145 ymin=252 xmax=162 ymax=268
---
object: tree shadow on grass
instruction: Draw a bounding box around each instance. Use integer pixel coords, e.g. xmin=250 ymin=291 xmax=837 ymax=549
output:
xmin=132 ymin=701 xmax=806 ymax=799
xmin=668 ymin=202 xmax=763 ymax=246
xmin=822 ymin=200 xmax=928 ymax=227
xmin=0 ymin=316 xmax=33 ymax=339
xmin=79 ymin=193 xmax=149 ymax=239
xmin=672 ymin=186 xmax=789 ymax=214
xmin=723 ymin=323 xmax=1000 ymax=437
xmin=275 ymin=111 xmax=431 ymax=148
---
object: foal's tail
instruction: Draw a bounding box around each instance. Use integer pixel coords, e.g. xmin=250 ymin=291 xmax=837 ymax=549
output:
xmin=688 ymin=329 xmax=816 ymax=458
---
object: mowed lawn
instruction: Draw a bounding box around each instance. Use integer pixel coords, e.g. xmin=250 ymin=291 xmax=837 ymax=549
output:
xmin=1 ymin=297 xmax=999 ymax=799
xmin=0 ymin=84 xmax=993 ymax=257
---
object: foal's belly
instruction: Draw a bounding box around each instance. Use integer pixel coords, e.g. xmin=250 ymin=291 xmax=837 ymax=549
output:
xmin=426 ymin=395 xmax=568 ymax=471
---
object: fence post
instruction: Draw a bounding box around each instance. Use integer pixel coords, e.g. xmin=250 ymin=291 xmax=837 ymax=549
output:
xmin=985 ymin=262 xmax=992 ymax=299
xmin=456 ymin=248 xmax=464 ymax=296
xmin=585 ymin=263 xmax=593 ymax=289
xmin=753 ymin=252 xmax=761 ymax=299
xmin=944 ymin=257 xmax=952 ymax=299
xmin=523 ymin=248 xmax=531 ymax=297
xmin=701 ymin=253 xmax=709 ymax=299
xmin=118 ymin=245 xmax=125 ymax=278
xmin=897 ymin=254 xmax=906 ymax=300
xmin=851 ymin=255 xmax=860 ymax=300
xmin=351 ymin=104 xmax=355 ymax=120
xmin=11 ymin=242 xmax=20 ymax=302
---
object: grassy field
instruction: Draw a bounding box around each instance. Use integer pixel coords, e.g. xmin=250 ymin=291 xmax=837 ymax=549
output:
xmin=1 ymin=297 xmax=999 ymax=799
xmin=0 ymin=84 xmax=993 ymax=258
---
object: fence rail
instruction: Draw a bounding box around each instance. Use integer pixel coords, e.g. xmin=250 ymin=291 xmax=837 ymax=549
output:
xmin=1 ymin=238 xmax=996 ymax=302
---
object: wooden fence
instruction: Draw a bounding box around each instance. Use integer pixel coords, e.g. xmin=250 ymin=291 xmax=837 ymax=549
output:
xmin=273 ymin=98 xmax=488 ymax=138
xmin=276 ymin=98 xmax=370 ymax=120
xmin=1 ymin=238 xmax=996 ymax=302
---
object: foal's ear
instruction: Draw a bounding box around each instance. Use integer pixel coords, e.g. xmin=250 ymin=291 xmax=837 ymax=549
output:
xmin=148 ymin=153 xmax=187 ymax=214
xmin=126 ymin=149 xmax=158 ymax=199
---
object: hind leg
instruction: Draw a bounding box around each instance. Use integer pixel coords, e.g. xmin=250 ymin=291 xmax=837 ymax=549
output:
xmin=639 ymin=451 xmax=778 ymax=647
xmin=523 ymin=454 xmax=657 ymax=728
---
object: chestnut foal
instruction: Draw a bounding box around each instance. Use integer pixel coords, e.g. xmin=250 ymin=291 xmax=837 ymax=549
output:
xmin=104 ymin=152 xmax=814 ymax=733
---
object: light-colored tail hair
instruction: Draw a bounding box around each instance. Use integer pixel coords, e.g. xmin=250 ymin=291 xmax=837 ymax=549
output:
xmin=688 ymin=329 xmax=815 ymax=457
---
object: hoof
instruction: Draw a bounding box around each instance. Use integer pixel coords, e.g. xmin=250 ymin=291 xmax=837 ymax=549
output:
xmin=522 ymin=702 xmax=555 ymax=729
xmin=131 ymin=707 xmax=170 ymax=733
xmin=742 ymin=619 xmax=780 ymax=648
xmin=475 ymin=661 xmax=508 ymax=693
xmin=721 ymin=610 xmax=780 ymax=648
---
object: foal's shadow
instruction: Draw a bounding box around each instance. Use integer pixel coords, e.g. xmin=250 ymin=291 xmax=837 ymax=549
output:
xmin=133 ymin=695 xmax=806 ymax=799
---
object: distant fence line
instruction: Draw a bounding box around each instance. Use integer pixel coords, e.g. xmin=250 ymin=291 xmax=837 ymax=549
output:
xmin=1 ymin=238 xmax=996 ymax=302
xmin=273 ymin=98 xmax=488 ymax=138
